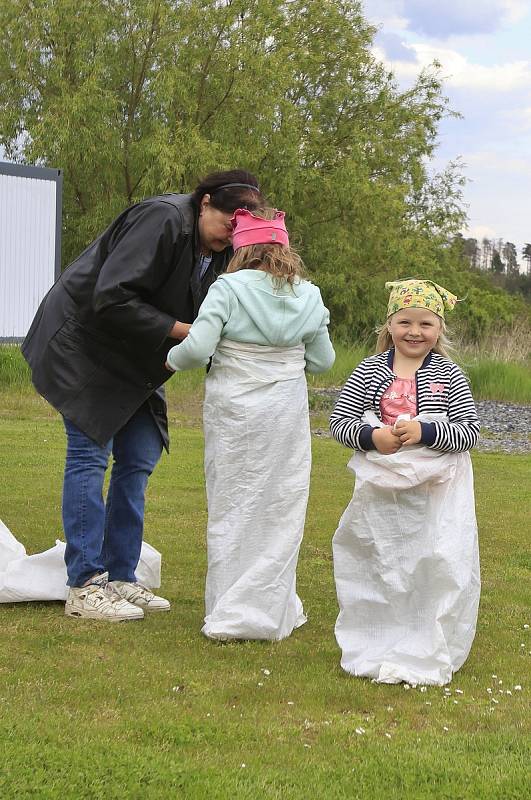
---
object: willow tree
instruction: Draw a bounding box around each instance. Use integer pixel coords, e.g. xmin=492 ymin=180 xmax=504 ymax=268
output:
xmin=0 ymin=0 xmax=466 ymax=338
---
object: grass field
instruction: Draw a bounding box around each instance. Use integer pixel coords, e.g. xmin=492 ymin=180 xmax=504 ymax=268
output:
xmin=0 ymin=395 xmax=529 ymax=798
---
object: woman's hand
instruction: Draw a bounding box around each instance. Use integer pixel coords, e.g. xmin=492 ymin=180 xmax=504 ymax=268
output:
xmin=170 ymin=320 xmax=192 ymax=340
xmin=372 ymin=426 xmax=402 ymax=454
xmin=165 ymin=361 xmax=175 ymax=373
xmin=394 ymin=419 xmax=422 ymax=446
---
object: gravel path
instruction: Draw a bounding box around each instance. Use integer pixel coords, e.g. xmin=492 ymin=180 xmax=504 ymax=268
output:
xmin=474 ymin=401 xmax=530 ymax=453
xmin=310 ymin=390 xmax=530 ymax=454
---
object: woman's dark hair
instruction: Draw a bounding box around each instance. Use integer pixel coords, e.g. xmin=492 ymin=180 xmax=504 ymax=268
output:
xmin=191 ymin=169 xmax=264 ymax=213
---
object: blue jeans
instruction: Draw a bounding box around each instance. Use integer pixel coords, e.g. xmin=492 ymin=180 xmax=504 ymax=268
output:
xmin=62 ymin=405 xmax=163 ymax=587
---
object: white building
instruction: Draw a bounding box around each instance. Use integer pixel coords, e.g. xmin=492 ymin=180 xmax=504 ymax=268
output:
xmin=0 ymin=162 xmax=62 ymax=342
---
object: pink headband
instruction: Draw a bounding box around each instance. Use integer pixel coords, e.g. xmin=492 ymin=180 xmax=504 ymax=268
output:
xmin=231 ymin=208 xmax=289 ymax=250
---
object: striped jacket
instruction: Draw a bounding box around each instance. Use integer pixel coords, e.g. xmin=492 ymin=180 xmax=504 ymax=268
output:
xmin=330 ymin=349 xmax=480 ymax=453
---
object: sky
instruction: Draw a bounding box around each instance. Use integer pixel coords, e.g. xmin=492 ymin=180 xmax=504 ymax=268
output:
xmin=2 ymin=1 xmax=529 ymax=262
xmin=364 ymin=0 xmax=531 ymax=261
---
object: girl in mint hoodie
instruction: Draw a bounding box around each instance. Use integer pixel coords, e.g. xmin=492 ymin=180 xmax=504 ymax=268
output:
xmin=166 ymin=208 xmax=335 ymax=641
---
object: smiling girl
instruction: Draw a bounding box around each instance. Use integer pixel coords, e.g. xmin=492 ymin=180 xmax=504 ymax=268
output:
xmin=329 ymin=279 xmax=481 ymax=686
xmin=331 ymin=279 xmax=479 ymax=455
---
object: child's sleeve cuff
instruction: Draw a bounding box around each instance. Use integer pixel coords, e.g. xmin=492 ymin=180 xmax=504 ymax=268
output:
xmin=420 ymin=422 xmax=437 ymax=446
xmin=359 ymin=425 xmax=377 ymax=451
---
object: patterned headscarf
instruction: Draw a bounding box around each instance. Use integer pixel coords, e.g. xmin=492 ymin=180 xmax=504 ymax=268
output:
xmin=385 ymin=279 xmax=458 ymax=319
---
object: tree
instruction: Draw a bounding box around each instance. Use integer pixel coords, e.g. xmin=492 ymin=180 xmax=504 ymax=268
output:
xmin=0 ymin=0 xmax=468 ymax=340
xmin=491 ymin=249 xmax=504 ymax=274
xmin=463 ymin=237 xmax=479 ymax=269
xmin=502 ymin=241 xmax=519 ymax=275
xmin=522 ymin=244 xmax=531 ymax=276
xmin=481 ymin=238 xmax=493 ymax=271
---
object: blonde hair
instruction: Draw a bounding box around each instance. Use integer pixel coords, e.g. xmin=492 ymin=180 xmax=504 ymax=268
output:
xmin=375 ymin=314 xmax=453 ymax=359
xmin=226 ymin=208 xmax=304 ymax=286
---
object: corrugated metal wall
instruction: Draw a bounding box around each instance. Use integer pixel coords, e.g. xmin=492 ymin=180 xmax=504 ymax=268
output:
xmin=0 ymin=170 xmax=58 ymax=339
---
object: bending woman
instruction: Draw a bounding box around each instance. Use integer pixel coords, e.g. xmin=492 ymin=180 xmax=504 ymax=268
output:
xmin=22 ymin=171 xmax=263 ymax=622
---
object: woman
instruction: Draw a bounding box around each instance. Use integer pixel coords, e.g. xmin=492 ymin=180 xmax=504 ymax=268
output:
xmin=22 ymin=170 xmax=264 ymax=622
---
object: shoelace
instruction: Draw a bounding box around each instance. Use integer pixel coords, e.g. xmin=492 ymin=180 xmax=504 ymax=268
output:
xmin=105 ymin=583 xmax=129 ymax=601
xmin=86 ymin=579 xmax=124 ymax=603
xmin=128 ymin=584 xmax=154 ymax=602
xmin=105 ymin=581 xmax=155 ymax=603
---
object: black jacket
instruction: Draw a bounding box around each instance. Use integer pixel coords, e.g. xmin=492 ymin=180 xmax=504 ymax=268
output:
xmin=22 ymin=193 xmax=230 ymax=447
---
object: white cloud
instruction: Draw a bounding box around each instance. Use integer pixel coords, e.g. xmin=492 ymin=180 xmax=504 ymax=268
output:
xmin=362 ymin=1 xmax=409 ymax=30
xmin=382 ymin=43 xmax=531 ymax=91
xmin=518 ymin=106 xmax=531 ymax=129
xmin=464 ymin=149 xmax=531 ymax=176
xmin=502 ymin=0 xmax=530 ymax=24
xmin=463 ymin=224 xmax=498 ymax=241
xmin=366 ymin=1 xmax=531 ymax=251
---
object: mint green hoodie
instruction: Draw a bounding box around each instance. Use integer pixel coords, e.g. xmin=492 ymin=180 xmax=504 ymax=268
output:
xmin=166 ymin=270 xmax=335 ymax=373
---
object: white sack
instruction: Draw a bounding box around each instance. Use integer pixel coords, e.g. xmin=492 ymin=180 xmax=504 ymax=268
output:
xmin=0 ymin=518 xmax=26 ymax=570
xmin=201 ymin=339 xmax=309 ymax=640
xmin=333 ymin=414 xmax=480 ymax=686
xmin=0 ymin=520 xmax=161 ymax=603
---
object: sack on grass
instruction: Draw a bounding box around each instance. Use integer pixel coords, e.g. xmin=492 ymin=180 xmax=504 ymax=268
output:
xmin=0 ymin=518 xmax=26 ymax=570
xmin=0 ymin=520 xmax=161 ymax=603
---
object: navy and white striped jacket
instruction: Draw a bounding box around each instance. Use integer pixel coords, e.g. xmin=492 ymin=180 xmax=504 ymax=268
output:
xmin=330 ymin=348 xmax=480 ymax=453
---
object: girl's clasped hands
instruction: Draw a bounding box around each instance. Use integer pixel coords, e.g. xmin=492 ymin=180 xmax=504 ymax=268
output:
xmin=372 ymin=419 xmax=422 ymax=453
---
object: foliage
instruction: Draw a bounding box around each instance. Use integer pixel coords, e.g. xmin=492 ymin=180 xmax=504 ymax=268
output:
xmin=501 ymin=271 xmax=531 ymax=300
xmin=451 ymin=236 xmax=531 ymax=337
xmin=457 ymin=235 xmax=528 ymax=279
xmin=2 ymin=341 xmax=530 ymax=405
xmin=0 ymin=344 xmax=31 ymax=391
xmin=461 ymin=359 xmax=531 ymax=405
xmin=522 ymin=243 xmax=531 ymax=274
xmin=492 ymin=250 xmax=503 ymax=274
xmin=0 ymin=0 xmax=525 ymax=343
xmin=1 ymin=4 xmax=464 ymax=309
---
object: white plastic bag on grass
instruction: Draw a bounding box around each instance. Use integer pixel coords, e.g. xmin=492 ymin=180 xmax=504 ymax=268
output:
xmin=0 ymin=518 xmax=26 ymax=570
xmin=0 ymin=519 xmax=161 ymax=603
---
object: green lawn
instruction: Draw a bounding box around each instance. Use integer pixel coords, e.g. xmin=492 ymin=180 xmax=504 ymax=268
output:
xmin=0 ymin=407 xmax=530 ymax=799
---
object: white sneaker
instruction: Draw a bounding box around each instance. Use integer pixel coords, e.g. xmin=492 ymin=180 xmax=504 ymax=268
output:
xmin=65 ymin=572 xmax=144 ymax=621
xmin=109 ymin=580 xmax=171 ymax=612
